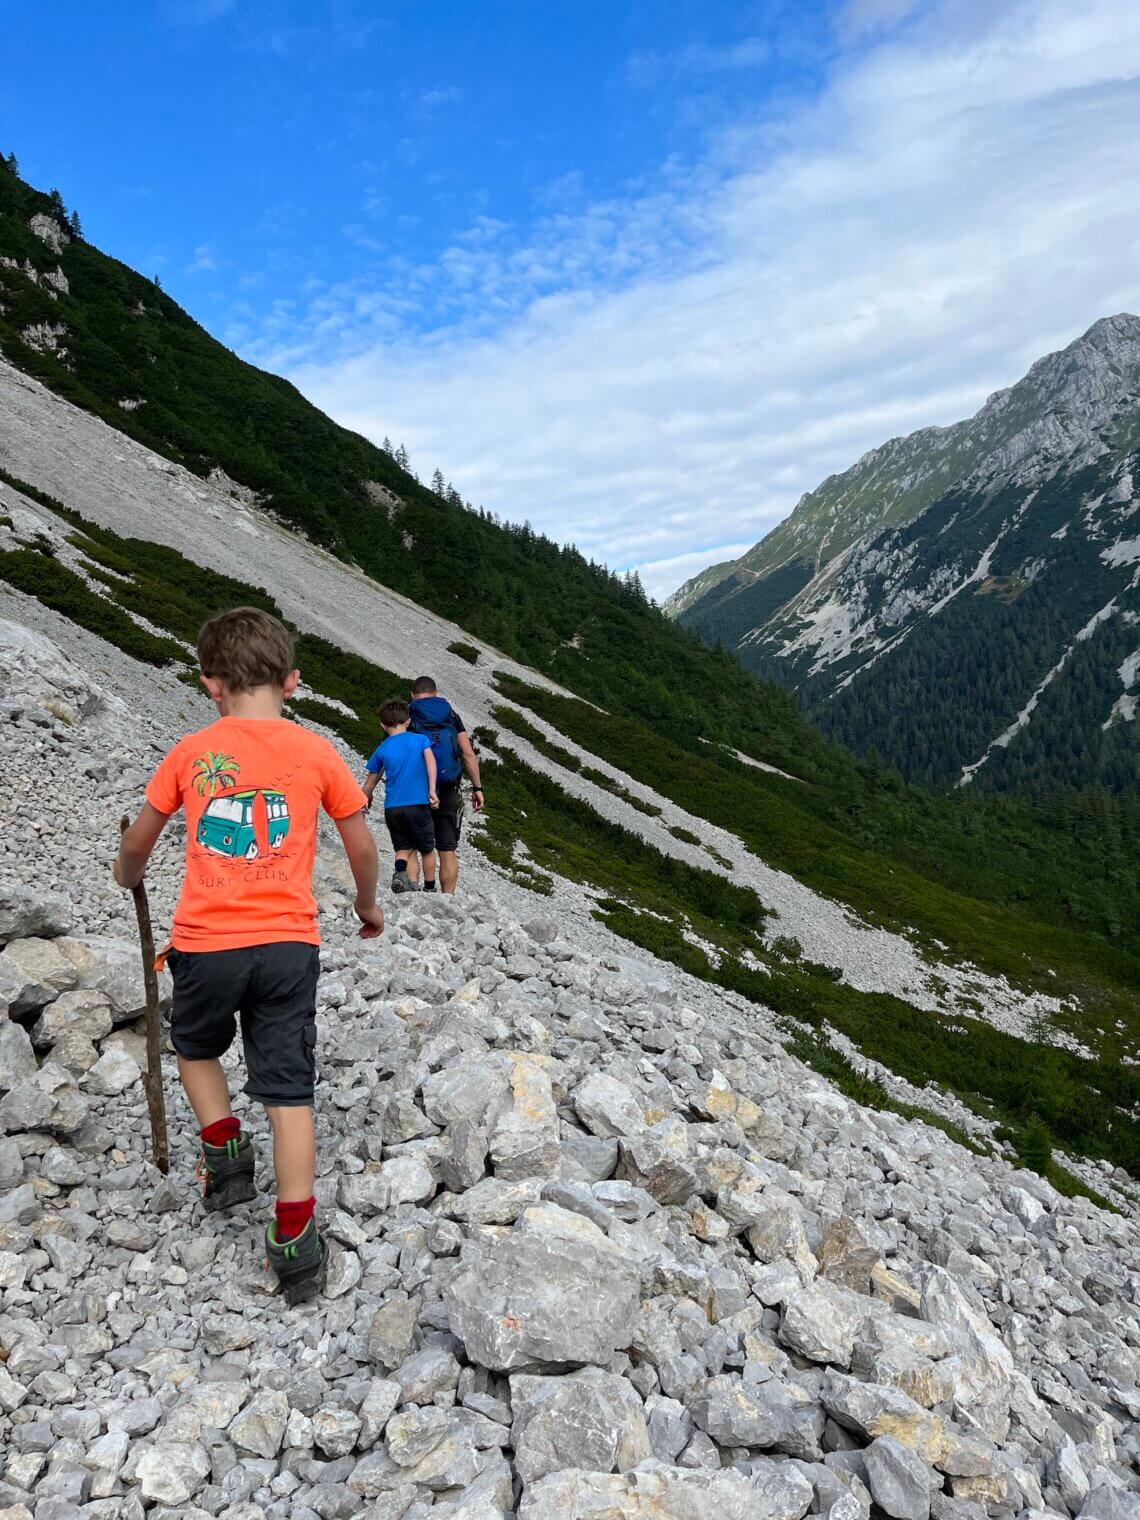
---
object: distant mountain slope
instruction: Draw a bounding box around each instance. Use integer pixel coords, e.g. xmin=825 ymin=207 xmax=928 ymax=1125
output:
xmin=0 ymin=155 xmax=795 ymax=762
xmin=671 ymin=316 xmax=1140 ymax=793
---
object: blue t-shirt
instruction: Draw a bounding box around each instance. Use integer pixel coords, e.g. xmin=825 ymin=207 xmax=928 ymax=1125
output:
xmin=366 ymin=731 xmax=432 ymax=809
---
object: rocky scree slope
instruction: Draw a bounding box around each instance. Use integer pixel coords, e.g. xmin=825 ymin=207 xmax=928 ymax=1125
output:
xmin=670 ymin=317 xmax=1140 ymax=793
xmin=1 ymin=593 xmax=1139 ymax=1518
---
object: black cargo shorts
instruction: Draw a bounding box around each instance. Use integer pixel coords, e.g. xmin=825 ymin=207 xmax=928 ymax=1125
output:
xmin=167 ymin=942 xmax=320 ymax=1106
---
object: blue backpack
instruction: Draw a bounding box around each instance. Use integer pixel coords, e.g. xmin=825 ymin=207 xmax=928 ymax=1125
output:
xmin=409 ymin=696 xmax=464 ymax=785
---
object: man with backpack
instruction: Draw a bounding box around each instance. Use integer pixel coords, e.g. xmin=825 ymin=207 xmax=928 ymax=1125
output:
xmin=406 ymin=675 xmax=484 ymax=895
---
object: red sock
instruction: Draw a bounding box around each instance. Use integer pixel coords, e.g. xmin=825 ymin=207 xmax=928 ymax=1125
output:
xmin=201 ymin=1117 xmax=240 ymax=1147
xmin=276 ymin=1197 xmax=315 ymax=1242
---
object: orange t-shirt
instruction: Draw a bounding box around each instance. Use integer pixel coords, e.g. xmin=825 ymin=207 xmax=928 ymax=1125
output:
xmin=146 ymin=716 xmax=367 ymax=952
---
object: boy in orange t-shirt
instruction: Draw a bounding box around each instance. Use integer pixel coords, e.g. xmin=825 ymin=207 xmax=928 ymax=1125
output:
xmin=116 ymin=607 xmax=384 ymax=1302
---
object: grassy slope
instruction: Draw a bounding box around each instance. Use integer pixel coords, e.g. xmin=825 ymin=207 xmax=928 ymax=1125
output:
xmin=491 ymin=675 xmax=1140 ymax=1071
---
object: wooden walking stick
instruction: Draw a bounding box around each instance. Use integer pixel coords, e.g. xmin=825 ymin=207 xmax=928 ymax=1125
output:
xmin=120 ymin=817 xmax=170 ymax=1175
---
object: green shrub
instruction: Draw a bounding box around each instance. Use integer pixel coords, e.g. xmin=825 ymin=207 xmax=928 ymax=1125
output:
xmin=0 ymin=549 xmax=184 ymax=666
xmin=448 ymin=640 xmax=480 ymax=664
xmin=669 ymin=825 xmax=701 ymax=846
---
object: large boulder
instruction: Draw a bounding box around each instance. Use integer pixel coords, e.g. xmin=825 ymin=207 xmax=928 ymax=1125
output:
xmin=0 ymin=1021 xmax=37 ymax=1089
xmin=446 ymin=1203 xmax=641 ymax=1370
xmin=488 ymin=1053 xmax=561 ymax=1180
xmin=0 ymin=617 xmax=123 ymax=723
xmin=573 ymin=1072 xmax=646 ymax=1138
xmin=0 ymin=1062 xmax=88 ymax=1135
xmin=863 ymin=1435 xmax=936 ymax=1520
xmin=616 ymin=1115 xmax=698 ymax=1204
xmin=511 ymin=1368 xmax=651 ymax=1483
xmin=32 ymin=988 xmax=114 ymax=1051
xmin=55 ymin=935 xmax=170 ymax=1020
xmin=0 ymin=885 xmax=73 ymax=947
xmin=0 ymin=950 xmax=56 ymax=1020
xmin=780 ymin=1281 xmax=870 ymax=1369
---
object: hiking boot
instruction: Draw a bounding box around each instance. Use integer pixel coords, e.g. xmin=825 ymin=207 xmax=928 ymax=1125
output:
xmin=266 ymin=1217 xmax=327 ymax=1304
xmin=391 ymin=871 xmax=410 ymax=894
xmin=196 ymin=1132 xmax=257 ymax=1212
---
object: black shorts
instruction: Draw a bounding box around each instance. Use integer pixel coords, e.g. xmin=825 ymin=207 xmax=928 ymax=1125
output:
xmin=433 ymin=782 xmax=463 ymax=853
xmin=167 ymin=942 xmax=320 ymax=1107
xmin=385 ymin=804 xmax=436 ymax=854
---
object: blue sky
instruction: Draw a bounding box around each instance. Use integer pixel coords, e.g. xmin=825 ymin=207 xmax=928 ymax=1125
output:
xmin=5 ymin=0 xmax=1140 ymax=596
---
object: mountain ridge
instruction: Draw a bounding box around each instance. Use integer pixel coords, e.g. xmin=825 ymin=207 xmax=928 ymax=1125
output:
xmin=671 ymin=316 xmax=1140 ymax=794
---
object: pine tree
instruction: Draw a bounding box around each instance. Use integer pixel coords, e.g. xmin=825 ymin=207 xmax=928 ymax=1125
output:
xmin=4 ymin=153 xmax=18 ymax=176
xmin=430 ymin=468 xmax=445 ymax=497
xmin=381 ymin=436 xmax=393 ymax=455
xmin=68 ymin=209 xmax=83 ymax=239
xmin=48 ymin=188 xmax=67 ymax=221
xmin=394 ymin=443 xmax=409 ymax=471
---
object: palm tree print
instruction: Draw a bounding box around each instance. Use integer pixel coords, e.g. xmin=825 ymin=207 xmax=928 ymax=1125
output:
xmin=193 ymin=751 xmax=241 ymax=797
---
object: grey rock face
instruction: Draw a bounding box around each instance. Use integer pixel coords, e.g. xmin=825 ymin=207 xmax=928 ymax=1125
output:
xmin=446 ymin=1204 xmax=641 ymax=1369
xmin=0 ymin=1020 xmax=37 ymax=1087
xmin=863 ymin=1435 xmax=935 ymax=1520
xmin=0 ymin=1062 xmax=87 ymax=1134
xmin=0 ymin=886 xmax=73 ymax=946
xmin=781 ymin=1282 xmax=868 ymax=1368
xmin=518 ymin=1461 xmax=776 ymax=1519
xmin=511 ymin=1368 xmax=650 ymax=1483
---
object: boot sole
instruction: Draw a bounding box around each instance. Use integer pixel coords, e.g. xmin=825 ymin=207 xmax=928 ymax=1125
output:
xmin=281 ymin=1249 xmax=328 ymax=1305
xmin=203 ymin=1175 xmax=258 ymax=1213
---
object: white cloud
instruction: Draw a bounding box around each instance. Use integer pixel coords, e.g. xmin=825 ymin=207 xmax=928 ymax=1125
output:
xmin=187 ymin=243 xmax=219 ymax=273
xmin=628 ymin=36 xmax=771 ymax=88
xmin=254 ymin=0 xmax=1140 ymax=600
xmin=419 ymin=85 xmax=463 ymax=112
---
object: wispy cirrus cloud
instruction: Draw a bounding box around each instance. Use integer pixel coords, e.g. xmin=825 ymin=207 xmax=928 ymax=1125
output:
xmin=628 ymin=36 xmax=771 ymax=88
xmin=419 ymin=85 xmax=463 ymax=113
xmin=187 ymin=242 xmax=220 ymax=273
xmin=247 ymin=0 xmax=1140 ymax=599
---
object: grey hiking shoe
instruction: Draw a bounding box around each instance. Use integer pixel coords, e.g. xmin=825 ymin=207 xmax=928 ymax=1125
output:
xmin=196 ymin=1132 xmax=257 ymax=1212
xmin=391 ymin=871 xmax=410 ymax=894
xmin=266 ymin=1217 xmax=327 ymax=1304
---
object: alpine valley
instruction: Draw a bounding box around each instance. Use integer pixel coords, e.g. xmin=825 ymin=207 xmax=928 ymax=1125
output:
xmin=668 ymin=317 xmax=1140 ymax=796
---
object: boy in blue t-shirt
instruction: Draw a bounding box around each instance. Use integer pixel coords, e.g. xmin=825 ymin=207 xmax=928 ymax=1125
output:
xmin=362 ymin=700 xmax=439 ymax=893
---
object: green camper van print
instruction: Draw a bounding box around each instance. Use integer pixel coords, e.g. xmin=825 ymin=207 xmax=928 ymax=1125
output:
xmin=197 ymin=788 xmax=290 ymax=861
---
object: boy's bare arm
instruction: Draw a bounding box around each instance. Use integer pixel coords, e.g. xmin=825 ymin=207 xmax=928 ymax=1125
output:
xmin=424 ymin=747 xmax=439 ymax=806
xmin=114 ymin=803 xmax=171 ymax=890
xmin=361 ymin=771 xmax=380 ymax=808
xmin=335 ymin=811 xmax=384 ymax=937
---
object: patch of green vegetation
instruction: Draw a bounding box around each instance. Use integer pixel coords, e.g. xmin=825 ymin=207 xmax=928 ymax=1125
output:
xmin=492 ymin=674 xmax=1140 ymax=1061
xmin=0 ymin=547 xmax=185 ymax=666
xmin=475 ymin=746 xmax=767 ymax=939
xmin=0 ymin=479 xmax=416 ymax=771
xmin=669 ymin=825 xmax=701 ymax=845
xmin=493 ymin=704 xmax=582 ymax=771
xmin=492 ymin=703 xmax=662 ymax=816
xmin=447 ymin=640 xmax=479 ymax=664
xmin=579 ymin=765 xmax=662 ymax=817
xmin=704 ymin=844 xmax=733 ymax=869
